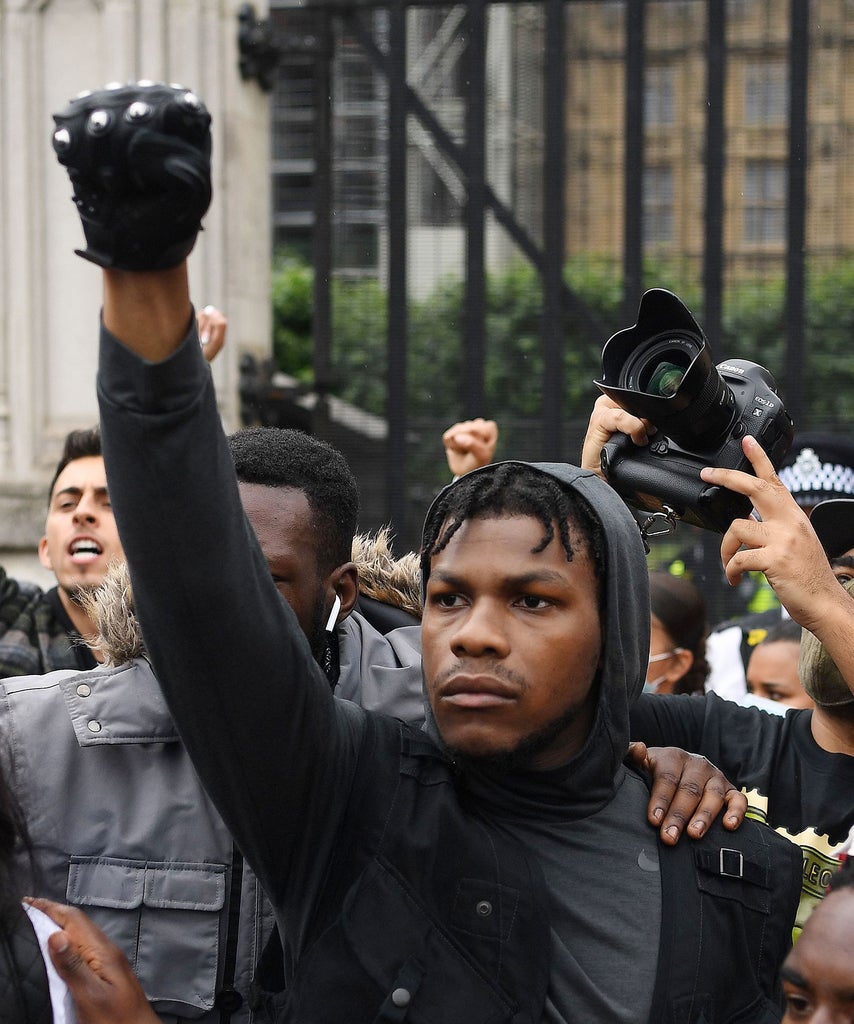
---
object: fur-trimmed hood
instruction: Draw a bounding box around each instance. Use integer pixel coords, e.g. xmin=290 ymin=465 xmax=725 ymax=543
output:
xmin=82 ymin=527 xmax=422 ymax=668
xmin=78 ymin=560 xmax=145 ymax=666
xmin=351 ymin=527 xmax=422 ymax=619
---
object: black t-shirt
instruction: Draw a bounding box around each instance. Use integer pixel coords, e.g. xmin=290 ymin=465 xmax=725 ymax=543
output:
xmin=631 ymin=691 xmax=854 ymax=936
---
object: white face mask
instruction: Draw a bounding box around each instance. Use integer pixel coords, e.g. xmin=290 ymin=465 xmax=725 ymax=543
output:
xmin=643 ymin=648 xmax=686 ymax=694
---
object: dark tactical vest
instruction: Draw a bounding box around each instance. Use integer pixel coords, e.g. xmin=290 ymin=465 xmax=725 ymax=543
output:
xmin=254 ymin=717 xmax=800 ymax=1023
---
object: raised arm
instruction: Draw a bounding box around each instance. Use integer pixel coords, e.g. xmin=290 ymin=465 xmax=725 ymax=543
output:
xmin=701 ymin=436 xmax=854 ymax=695
xmin=52 ymin=83 xmax=363 ymax=907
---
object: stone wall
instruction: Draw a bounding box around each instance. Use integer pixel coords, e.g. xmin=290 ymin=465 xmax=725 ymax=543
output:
xmin=0 ymin=0 xmax=272 ymax=554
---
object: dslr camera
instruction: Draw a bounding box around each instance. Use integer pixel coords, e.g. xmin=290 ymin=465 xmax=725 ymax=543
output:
xmin=595 ymin=288 xmax=794 ymax=534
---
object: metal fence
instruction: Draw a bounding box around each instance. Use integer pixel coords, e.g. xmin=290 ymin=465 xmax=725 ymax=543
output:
xmin=263 ymin=0 xmax=834 ymax=625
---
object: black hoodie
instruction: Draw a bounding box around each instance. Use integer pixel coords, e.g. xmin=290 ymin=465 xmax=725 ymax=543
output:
xmin=420 ymin=463 xmax=661 ymax=1021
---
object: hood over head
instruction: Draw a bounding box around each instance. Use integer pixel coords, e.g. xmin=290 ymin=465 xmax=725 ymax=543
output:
xmin=419 ymin=461 xmax=650 ymax=816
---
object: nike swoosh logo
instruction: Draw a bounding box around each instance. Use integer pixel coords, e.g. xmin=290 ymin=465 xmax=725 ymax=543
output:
xmin=637 ymin=849 xmax=658 ymax=872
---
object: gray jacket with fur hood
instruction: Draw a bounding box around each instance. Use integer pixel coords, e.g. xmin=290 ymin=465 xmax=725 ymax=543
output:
xmin=0 ymin=542 xmax=424 ymax=1024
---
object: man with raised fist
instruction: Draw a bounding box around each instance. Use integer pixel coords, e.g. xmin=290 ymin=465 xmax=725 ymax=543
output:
xmin=50 ymin=82 xmax=801 ymax=1024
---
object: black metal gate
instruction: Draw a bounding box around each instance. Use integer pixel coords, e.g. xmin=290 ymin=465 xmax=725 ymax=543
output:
xmin=264 ymin=0 xmax=817 ymax=624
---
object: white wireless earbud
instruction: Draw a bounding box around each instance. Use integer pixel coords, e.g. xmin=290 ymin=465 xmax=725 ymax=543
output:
xmin=325 ymin=594 xmax=342 ymax=632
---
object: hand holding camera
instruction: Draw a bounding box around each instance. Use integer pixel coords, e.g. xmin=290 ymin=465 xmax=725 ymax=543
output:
xmin=593 ymin=289 xmax=794 ymax=533
xmin=51 ymin=81 xmax=212 ymax=271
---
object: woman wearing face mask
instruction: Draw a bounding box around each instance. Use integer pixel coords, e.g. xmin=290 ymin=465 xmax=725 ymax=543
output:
xmin=744 ymin=618 xmax=815 ymax=712
xmin=645 ymin=571 xmax=710 ymax=696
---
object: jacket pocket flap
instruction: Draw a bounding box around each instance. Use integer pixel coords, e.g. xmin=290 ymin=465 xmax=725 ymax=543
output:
xmin=338 ymin=856 xmax=515 ymax=1021
xmin=67 ymin=857 xmax=226 ymax=912
xmin=143 ymin=863 xmax=226 ymax=910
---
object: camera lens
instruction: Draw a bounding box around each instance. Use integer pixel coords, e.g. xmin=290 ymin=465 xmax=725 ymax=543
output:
xmin=646 ymin=361 xmax=685 ymax=398
xmin=597 ymin=290 xmax=738 ymax=453
xmin=619 ymin=333 xmax=699 ymax=396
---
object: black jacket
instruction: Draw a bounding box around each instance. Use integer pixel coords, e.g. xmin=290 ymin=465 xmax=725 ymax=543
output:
xmin=254 ymin=719 xmax=799 ymax=1023
xmin=98 ymin=323 xmax=800 ymax=1023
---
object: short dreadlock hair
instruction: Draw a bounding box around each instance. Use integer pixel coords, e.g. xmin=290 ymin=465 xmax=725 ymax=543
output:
xmin=421 ymin=463 xmax=605 ymax=582
xmin=48 ymin=426 xmax=103 ymax=505
xmin=228 ymin=427 xmax=359 ymax=573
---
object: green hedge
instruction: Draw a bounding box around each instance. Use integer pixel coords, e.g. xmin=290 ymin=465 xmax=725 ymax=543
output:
xmin=271 ymin=253 xmax=854 ymax=428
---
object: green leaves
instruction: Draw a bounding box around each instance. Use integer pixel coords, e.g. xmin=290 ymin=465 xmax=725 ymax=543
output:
xmin=270 ymin=253 xmax=854 ymax=430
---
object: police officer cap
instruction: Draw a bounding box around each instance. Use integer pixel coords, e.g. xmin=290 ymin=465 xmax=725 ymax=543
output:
xmin=777 ymin=432 xmax=854 ymax=509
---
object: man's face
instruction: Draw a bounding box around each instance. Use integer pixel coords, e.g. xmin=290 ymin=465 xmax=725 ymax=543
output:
xmin=782 ymin=887 xmax=854 ymax=1022
xmin=238 ymin=483 xmax=328 ymax=652
xmin=421 ymin=513 xmax=602 ymax=771
xmin=38 ymin=456 xmax=124 ymax=600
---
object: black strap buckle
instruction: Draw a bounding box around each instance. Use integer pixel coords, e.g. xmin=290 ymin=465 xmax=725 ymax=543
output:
xmin=719 ymin=848 xmax=744 ymax=879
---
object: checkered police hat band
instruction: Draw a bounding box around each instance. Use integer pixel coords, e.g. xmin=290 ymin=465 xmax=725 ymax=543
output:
xmin=777 ymin=447 xmax=854 ymax=501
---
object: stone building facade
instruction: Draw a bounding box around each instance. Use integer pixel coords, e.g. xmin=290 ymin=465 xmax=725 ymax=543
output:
xmin=0 ymin=0 xmax=272 ymax=578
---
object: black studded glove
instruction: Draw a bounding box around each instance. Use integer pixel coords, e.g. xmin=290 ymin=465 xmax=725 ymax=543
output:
xmin=52 ymin=81 xmax=212 ymax=271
